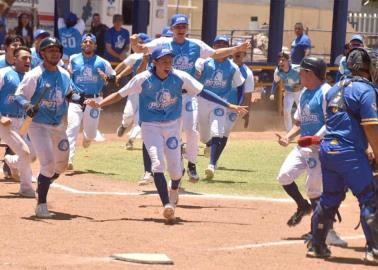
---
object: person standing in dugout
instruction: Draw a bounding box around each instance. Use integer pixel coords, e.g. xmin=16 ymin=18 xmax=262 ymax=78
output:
xmin=85 ymin=46 xmax=248 ymax=223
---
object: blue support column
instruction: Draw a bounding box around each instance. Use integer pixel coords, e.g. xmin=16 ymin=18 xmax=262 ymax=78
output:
xmin=54 ymin=0 xmax=70 ymax=38
xmin=330 ymin=0 xmax=348 ymax=65
xmin=201 ymin=0 xmax=218 ymax=46
xmin=132 ymin=0 xmax=150 ymax=34
xmin=267 ymin=0 xmax=285 ymax=64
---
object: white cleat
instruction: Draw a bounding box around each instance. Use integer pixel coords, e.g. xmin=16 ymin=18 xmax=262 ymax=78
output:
xmin=163 ymin=203 xmax=175 ymax=222
xmin=205 ymin=164 xmax=215 ymax=180
xmin=35 ymin=203 xmax=53 ymax=218
xmin=137 ymin=172 xmax=153 ymax=186
xmin=4 ymin=155 xmax=19 ymax=181
xmin=326 ymin=229 xmax=348 ymax=247
xmin=19 ymin=188 xmax=36 ymax=198
xmin=125 ymin=140 xmax=134 ymax=150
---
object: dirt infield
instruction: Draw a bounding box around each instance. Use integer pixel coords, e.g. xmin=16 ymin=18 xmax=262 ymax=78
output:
xmin=0 ymin=160 xmax=374 ymax=269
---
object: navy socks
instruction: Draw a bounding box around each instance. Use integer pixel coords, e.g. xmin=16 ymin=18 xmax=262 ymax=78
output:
xmin=153 ymin=172 xmax=169 ymax=206
xmin=37 ymin=174 xmax=51 ymax=204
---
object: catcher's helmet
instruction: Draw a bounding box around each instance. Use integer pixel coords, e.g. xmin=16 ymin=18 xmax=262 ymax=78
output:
xmin=38 ymin=37 xmax=63 ymax=59
xmin=300 ymin=56 xmax=327 ymax=81
xmin=346 ymin=47 xmax=378 ymax=83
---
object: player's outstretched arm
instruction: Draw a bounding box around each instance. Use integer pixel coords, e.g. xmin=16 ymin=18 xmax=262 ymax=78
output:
xmin=130 ymin=34 xmax=148 ymax=54
xmin=212 ymin=41 xmax=251 ymax=60
xmin=275 ymin=121 xmax=301 ymax=147
xmin=198 ymin=89 xmax=248 ymax=115
xmin=85 ymin=92 xmax=123 ymax=109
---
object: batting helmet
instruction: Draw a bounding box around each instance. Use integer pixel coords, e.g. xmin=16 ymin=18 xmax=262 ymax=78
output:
xmin=346 ymin=47 xmax=378 ymax=83
xmin=38 ymin=37 xmax=63 ymax=59
xmin=300 ymin=56 xmax=327 ymax=81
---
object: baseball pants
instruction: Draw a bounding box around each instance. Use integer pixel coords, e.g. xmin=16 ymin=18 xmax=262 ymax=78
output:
xmin=283 ymin=91 xmax=301 ymax=131
xmin=181 ymin=93 xmax=199 ymax=164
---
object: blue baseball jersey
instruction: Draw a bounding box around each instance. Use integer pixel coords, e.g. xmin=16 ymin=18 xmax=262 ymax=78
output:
xmin=146 ymin=37 xmax=215 ymax=77
xmin=104 ymin=27 xmax=130 ymax=62
xmin=0 ymin=55 xmax=12 ymax=68
xmin=338 ymin=56 xmax=351 ymax=77
xmin=227 ymin=63 xmax=254 ymax=105
xmin=294 ymin=83 xmax=330 ymax=136
xmin=291 ymin=34 xmax=311 ymax=64
xmin=273 ymin=64 xmax=301 ymax=92
xmin=0 ymin=66 xmax=25 ymax=117
xmin=15 ymin=65 xmax=72 ymax=125
xmin=58 ymin=18 xmax=85 ymax=58
xmin=322 ymin=79 xmax=378 ymax=153
xmin=68 ymin=53 xmax=115 ymax=95
xmin=118 ymin=68 xmax=204 ymax=123
xmin=196 ymin=58 xmax=244 ymax=98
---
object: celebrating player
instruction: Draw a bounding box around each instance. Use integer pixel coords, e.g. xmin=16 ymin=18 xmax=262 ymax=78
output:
xmin=65 ymin=33 xmax=115 ymax=170
xmin=85 ymin=46 xmax=248 ymax=222
xmin=306 ymin=48 xmax=378 ymax=263
xmin=15 ymin=37 xmax=73 ymax=218
xmin=275 ymin=56 xmax=346 ymax=247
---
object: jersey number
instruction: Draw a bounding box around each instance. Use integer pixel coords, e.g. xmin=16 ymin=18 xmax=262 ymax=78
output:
xmin=62 ymin=37 xmax=76 ymax=48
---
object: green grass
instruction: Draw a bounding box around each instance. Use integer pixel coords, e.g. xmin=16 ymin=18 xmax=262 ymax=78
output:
xmin=74 ymin=139 xmax=306 ymax=197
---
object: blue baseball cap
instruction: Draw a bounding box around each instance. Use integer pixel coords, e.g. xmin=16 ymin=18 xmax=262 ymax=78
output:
xmin=82 ymin=33 xmax=97 ymax=44
xmin=138 ymin=33 xmax=152 ymax=44
xmin=170 ymin=14 xmax=188 ymax=26
xmin=151 ymin=46 xmax=175 ymax=61
xmin=33 ymin=29 xmax=50 ymax=40
xmin=213 ymin=35 xmax=229 ymax=46
xmin=350 ymin=34 xmax=364 ymax=44
xmin=161 ymin=26 xmax=173 ymax=37
xmin=65 ymin=12 xmax=78 ymax=25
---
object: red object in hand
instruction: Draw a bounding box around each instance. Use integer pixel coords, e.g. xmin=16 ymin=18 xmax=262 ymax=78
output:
xmin=298 ymin=136 xmax=321 ymax=147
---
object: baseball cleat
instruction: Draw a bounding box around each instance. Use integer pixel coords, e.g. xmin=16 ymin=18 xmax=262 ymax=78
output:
xmin=163 ymin=203 xmax=175 ymax=222
xmin=138 ymin=171 xmax=154 ymax=186
xmin=364 ymin=247 xmax=378 ymax=265
xmin=35 ymin=203 xmax=53 ymax=218
xmin=204 ymin=145 xmax=210 ymax=158
xmin=287 ymin=201 xmax=312 ymax=226
xmin=67 ymin=163 xmax=74 ymax=171
xmin=326 ymin=229 xmax=348 ymax=247
xmin=126 ymin=140 xmax=133 ymax=150
xmin=82 ymin=138 xmax=91 ymax=148
xmin=4 ymin=155 xmax=19 ymax=181
xmin=116 ymin=125 xmax=126 ymax=137
xmin=306 ymin=244 xmax=331 ymax=258
xmin=187 ymin=165 xmax=199 ymax=183
xmin=169 ymin=188 xmax=179 ymax=206
xmin=19 ymin=188 xmax=36 ymax=198
xmin=205 ymin=164 xmax=215 ymax=180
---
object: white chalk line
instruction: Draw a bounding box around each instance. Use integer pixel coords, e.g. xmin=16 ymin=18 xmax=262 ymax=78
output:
xmin=51 ymin=182 xmax=293 ymax=202
xmin=209 ymin=235 xmax=365 ymax=251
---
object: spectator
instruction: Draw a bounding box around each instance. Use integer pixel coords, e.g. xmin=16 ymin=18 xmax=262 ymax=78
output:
xmin=30 ymin=29 xmax=50 ymax=68
xmin=14 ymin=13 xmax=33 ymax=47
xmin=334 ymin=43 xmax=349 ymax=66
xmin=338 ymin=34 xmax=364 ymax=79
xmin=58 ymin=12 xmax=85 ymax=61
xmin=90 ymin=13 xmax=108 ymax=57
xmin=104 ymin=14 xmax=130 ymax=63
xmin=290 ymin=22 xmax=311 ymax=64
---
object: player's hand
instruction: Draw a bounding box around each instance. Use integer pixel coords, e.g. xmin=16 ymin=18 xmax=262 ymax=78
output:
xmin=97 ymin=68 xmax=108 ymax=83
xmin=84 ymin=99 xmax=101 ymax=108
xmin=243 ymin=112 xmax=249 ymax=128
xmin=0 ymin=116 xmax=12 ymax=126
xmin=236 ymin=41 xmax=251 ymax=53
xmin=130 ymin=34 xmax=139 ymax=45
xmin=366 ymin=145 xmax=375 ymax=161
xmin=269 ymin=94 xmax=275 ymax=101
xmin=23 ymin=103 xmax=38 ymax=118
xmin=228 ymin=104 xmax=248 ymax=116
xmin=275 ymin=132 xmax=289 ymax=147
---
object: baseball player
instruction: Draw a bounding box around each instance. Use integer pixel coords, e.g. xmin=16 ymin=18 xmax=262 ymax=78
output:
xmin=0 ymin=46 xmax=35 ymax=197
xmin=65 ymin=33 xmax=115 ymax=170
xmin=306 ymin=48 xmax=378 ymax=263
xmin=0 ymin=35 xmax=25 ymax=179
xmin=276 ymin=56 xmax=346 ymax=247
xmin=31 ymin=29 xmax=51 ymax=68
xmin=130 ymin=14 xmax=250 ymax=182
xmin=58 ymin=12 xmax=85 ymax=61
xmin=270 ymin=51 xmax=301 ymax=131
xmin=337 ymin=34 xmax=364 ymax=80
xmin=15 ymin=37 xmax=73 ymax=218
xmin=195 ymin=36 xmax=245 ymax=179
xmin=85 ymin=46 xmax=248 ymax=222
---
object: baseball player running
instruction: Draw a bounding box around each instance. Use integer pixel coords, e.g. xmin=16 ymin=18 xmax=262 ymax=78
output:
xmin=195 ymin=36 xmax=245 ymax=179
xmin=270 ymin=51 xmax=301 ymax=131
xmin=15 ymin=37 xmax=73 ymax=218
xmin=130 ymin=13 xmax=250 ymax=183
xmin=86 ymin=46 xmax=248 ymax=222
xmin=276 ymin=56 xmax=346 ymax=247
xmin=65 ymin=33 xmax=115 ymax=170
xmin=306 ymin=48 xmax=378 ymax=263
xmin=0 ymin=46 xmax=35 ymax=197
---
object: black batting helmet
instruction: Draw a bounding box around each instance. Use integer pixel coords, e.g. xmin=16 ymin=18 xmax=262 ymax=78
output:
xmin=346 ymin=47 xmax=378 ymax=83
xmin=38 ymin=37 xmax=63 ymax=59
xmin=300 ymin=56 xmax=327 ymax=81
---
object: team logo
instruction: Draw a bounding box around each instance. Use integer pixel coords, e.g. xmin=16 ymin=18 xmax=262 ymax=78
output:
xmin=90 ymin=108 xmax=100 ymax=118
xmin=174 ymin=55 xmax=193 ymax=72
xmin=214 ymin=107 xmax=225 ymax=116
xmin=6 ymin=94 xmax=15 ymax=104
xmin=58 ymin=139 xmax=69 ymax=151
xmin=115 ymin=35 xmax=126 ymax=49
xmin=76 ymin=66 xmax=98 ymax=83
xmin=166 ymin=136 xmax=178 ymax=150
xmin=185 ymin=100 xmax=194 ymax=112
xmin=228 ymin=112 xmax=237 ymax=122
xmin=204 ymin=70 xmax=227 ymax=88
xmin=301 ymin=104 xmax=320 ymax=123
xmin=41 ymin=87 xmax=64 ymax=109
xmin=148 ymin=89 xmax=177 ymax=110
xmin=306 ymin=158 xmax=317 ymax=169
